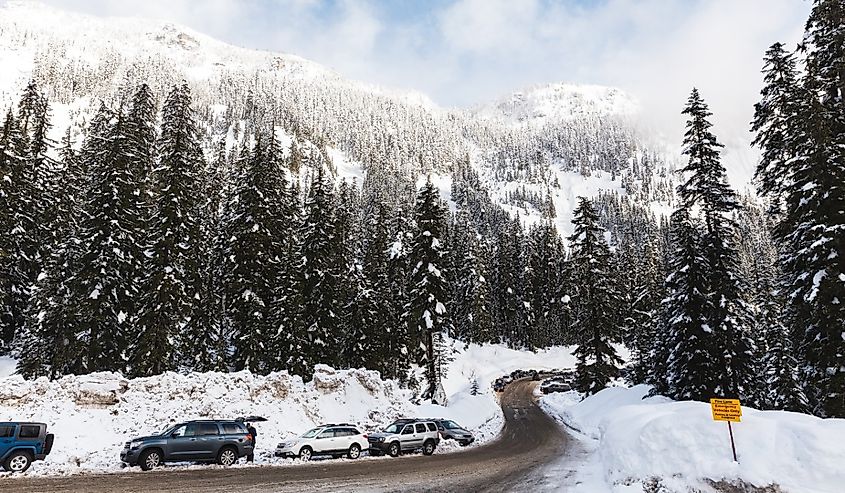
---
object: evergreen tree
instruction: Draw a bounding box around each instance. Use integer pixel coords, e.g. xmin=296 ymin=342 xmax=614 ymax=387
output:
xmin=663 ymin=89 xmax=759 ymax=403
xmin=568 ymin=197 xmax=622 ymax=395
xmin=130 ymin=83 xmax=204 ymax=377
xmin=222 ymin=133 xmax=289 ymax=374
xmin=298 ymin=166 xmax=344 ymax=373
xmin=751 ymin=43 xmax=802 ymax=213
xmin=781 ymin=0 xmax=845 ymax=417
xmin=407 ymin=178 xmax=451 ymax=403
xmin=526 ymin=221 xmax=566 ymax=348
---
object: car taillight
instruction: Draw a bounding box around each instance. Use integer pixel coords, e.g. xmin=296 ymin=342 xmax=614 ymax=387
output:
xmin=363 ymin=434 xmax=368 ymax=439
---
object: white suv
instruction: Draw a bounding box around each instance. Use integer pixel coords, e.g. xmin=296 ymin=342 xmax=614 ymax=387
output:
xmin=274 ymin=424 xmax=367 ymax=461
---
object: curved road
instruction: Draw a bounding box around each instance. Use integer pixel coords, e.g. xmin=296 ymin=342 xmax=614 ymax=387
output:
xmin=7 ymin=380 xmax=569 ymax=492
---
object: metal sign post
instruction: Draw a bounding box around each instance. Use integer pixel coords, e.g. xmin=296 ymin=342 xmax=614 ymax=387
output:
xmin=710 ymin=398 xmax=741 ymax=463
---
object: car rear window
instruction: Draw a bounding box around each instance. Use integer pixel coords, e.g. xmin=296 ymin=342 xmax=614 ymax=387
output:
xmin=197 ymin=423 xmax=219 ymax=436
xmin=19 ymin=425 xmax=40 ymax=438
xmin=415 ymin=423 xmax=426 ymax=433
xmin=221 ymin=423 xmax=244 ymax=434
xmin=0 ymin=425 xmax=14 ymax=438
xmin=426 ymin=423 xmax=437 ymax=432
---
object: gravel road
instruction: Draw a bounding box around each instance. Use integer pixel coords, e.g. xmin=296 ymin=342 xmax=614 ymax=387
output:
xmin=5 ymin=379 xmax=570 ymax=493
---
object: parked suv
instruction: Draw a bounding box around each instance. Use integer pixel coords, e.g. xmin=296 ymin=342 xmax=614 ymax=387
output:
xmin=0 ymin=422 xmax=53 ymax=473
xmin=121 ymin=420 xmax=254 ymax=471
xmin=431 ymin=419 xmax=474 ymax=446
xmin=275 ymin=424 xmax=367 ymax=461
xmin=367 ymin=419 xmax=440 ymax=457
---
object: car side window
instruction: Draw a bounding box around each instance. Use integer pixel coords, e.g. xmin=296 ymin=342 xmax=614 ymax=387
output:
xmin=198 ymin=423 xmax=219 ymax=436
xmin=221 ymin=424 xmax=243 ymax=434
xmin=171 ymin=425 xmax=187 ymax=437
xmin=317 ymin=429 xmax=334 ymax=439
xmin=426 ymin=423 xmax=437 ymax=432
xmin=0 ymin=425 xmax=14 ymax=438
xmin=183 ymin=423 xmax=200 ymax=437
xmin=18 ymin=425 xmax=40 ymax=439
xmin=415 ymin=424 xmax=426 ymax=433
xmin=401 ymin=425 xmax=414 ymax=435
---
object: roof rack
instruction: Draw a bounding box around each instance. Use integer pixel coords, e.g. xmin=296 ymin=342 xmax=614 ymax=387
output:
xmin=321 ymin=423 xmax=356 ymax=427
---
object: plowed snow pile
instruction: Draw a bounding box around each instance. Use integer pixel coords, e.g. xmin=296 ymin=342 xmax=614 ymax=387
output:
xmin=540 ymin=385 xmax=845 ymax=493
xmin=0 ymin=364 xmax=498 ymax=476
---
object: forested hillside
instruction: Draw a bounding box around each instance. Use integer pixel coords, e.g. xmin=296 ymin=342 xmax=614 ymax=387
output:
xmin=0 ymin=0 xmax=842 ymax=419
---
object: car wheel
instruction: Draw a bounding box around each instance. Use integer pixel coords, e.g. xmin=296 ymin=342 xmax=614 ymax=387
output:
xmin=388 ymin=442 xmax=400 ymax=457
xmin=3 ymin=451 xmax=31 ymax=473
xmin=422 ymin=440 xmax=436 ymax=456
xmin=347 ymin=443 xmax=361 ymax=459
xmin=139 ymin=449 xmax=162 ymax=471
xmin=216 ymin=447 xmax=238 ymax=467
xmin=299 ymin=446 xmax=313 ymax=461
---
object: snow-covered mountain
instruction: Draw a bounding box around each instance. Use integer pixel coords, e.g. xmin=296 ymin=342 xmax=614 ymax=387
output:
xmin=473 ymin=83 xmax=639 ymax=126
xmin=0 ymin=0 xmax=683 ymax=237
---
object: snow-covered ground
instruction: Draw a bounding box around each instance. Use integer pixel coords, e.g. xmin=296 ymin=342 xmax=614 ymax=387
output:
xmin=539 ymin=385 xmax=845 ymax=493
xmin=0 ymin=356 xmax=16 ymax=378
xmin=0 ymin=341 xmax=577 ymax=477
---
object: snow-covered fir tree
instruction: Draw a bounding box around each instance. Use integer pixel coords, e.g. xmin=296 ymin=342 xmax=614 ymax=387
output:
xmin=568 ymin=197 xmax=622 ymax=395
xmin=406 ymin=178 xmax=452 ymax=404
xmin=130 ymin=83 xmax=204 ymax=377
xmin=662 ymin=89 xmax=760 ymax=404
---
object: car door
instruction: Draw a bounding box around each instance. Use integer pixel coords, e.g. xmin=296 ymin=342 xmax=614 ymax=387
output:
xmin=16 ymin=424 xmax=43 ymax=455
xmin=399 ymin=425 xmax=415 ymax=450
xmin=314 ymin=428 xmax=336 ymax=453
xmin=0 ymin=424 xmax=16 ymax=459
xmin=196 ymin=423 xmax=220 ymax=459
xmin=414 ymin=423 xmax=428 ymax=448
xmin=336 ymin=428 xmax=355 ymax=451
xmin=168 ymin=423 xmax=203 ymax=459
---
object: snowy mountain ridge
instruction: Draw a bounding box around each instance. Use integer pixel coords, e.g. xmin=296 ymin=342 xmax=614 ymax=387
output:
xmin=0 ymin=0 xmax=682 ymax=239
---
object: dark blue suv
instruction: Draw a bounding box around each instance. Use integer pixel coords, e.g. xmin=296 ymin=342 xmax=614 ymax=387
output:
xmin=0 ymin=422 xmax=54 ymax=472
xmin=121 ymin=420 xmax=254 ymax=470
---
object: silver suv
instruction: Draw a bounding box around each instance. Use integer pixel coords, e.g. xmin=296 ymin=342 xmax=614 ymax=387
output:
xmin=367 ymin=419 xmax=440 ymax=457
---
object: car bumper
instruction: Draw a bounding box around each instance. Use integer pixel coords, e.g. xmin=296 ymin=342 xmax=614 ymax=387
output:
xmin=35 ymin=453 xmax=47 ymax=460
xmin=274 ymin=446 xmax=297 ymax=458
xmin=120 ymin=448 xmax=140 ymax=465
xmin=367 ymin=442 xmax=391 ymax=452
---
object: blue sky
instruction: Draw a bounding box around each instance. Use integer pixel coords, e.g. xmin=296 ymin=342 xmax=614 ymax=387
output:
xmin=33 ymin=0 xmax=810 ymax=143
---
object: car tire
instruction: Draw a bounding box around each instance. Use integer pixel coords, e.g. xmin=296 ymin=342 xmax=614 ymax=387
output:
xmin=388 ymin=442 xmax=400 ymax=457
xmin=347 ymin=443 xmax=361 ymax=459
xmin=422 ymin=440 xmax=436 ymax=456
xmin=216 ymin=446 xmax=238 ymax=467
xmin=3 ymin=451 xmax=32 ymax=473
xmin=298 ymin=446 xmax=313 ymax=461
xmin=139 ymin=449 xmax=162 ymax=471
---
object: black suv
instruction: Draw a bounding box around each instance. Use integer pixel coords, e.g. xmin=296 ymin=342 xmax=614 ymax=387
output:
xmin=121 ymin=420 xmax=254 ymax=470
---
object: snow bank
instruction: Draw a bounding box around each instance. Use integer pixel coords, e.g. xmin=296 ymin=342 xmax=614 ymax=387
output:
xmin=0 ymin=340 xmax=580 ymax=477
xmin=541 ymin=385 xmax=845 ymax=493
xmin=0 ymin=356 xmax=16 ymax=378
xmin=0 ymin=364 xmax=493 ymax=476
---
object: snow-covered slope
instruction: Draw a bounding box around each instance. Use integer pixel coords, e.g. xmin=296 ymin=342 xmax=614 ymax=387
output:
xmin=539 ymin=386 xmax=845 ymax=493
xmin=0 ymin=0 xmax=691 ymax=239
xmin=473 ymin=83 xmax=640 ymax=127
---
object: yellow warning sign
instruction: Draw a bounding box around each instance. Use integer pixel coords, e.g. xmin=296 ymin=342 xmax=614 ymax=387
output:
xmin=710 ymin=398 xmax=742 ymax=422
